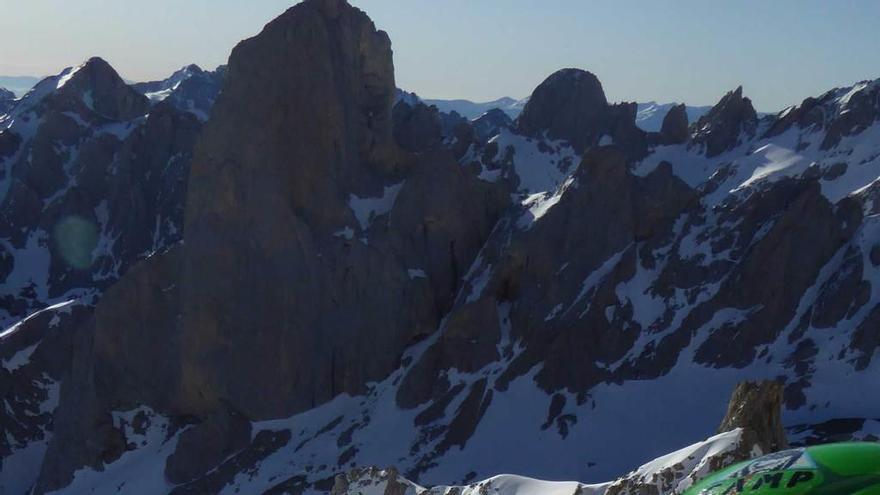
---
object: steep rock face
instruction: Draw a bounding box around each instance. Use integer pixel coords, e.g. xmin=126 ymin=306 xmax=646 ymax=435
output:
xmin=516 ymin=69 xmax=607 ymax=150
xmin=179 ymin=0 xmax=407 ymax=420
xmin=35 ymin=246 xmax=184 ymax=493
xmin=718 ymin=380 xmax=788 ymax=453
xmin=659 ymin=103 xmax=688 ymax=145
xmin=516 ymin=68 xmax=646 ymax=154
xmin=174 ymin=0 xmax=507 ymax=422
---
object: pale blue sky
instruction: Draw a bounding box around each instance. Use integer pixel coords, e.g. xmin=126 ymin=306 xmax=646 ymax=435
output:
xmin=2 ymin=0 xmax=879 ymax=111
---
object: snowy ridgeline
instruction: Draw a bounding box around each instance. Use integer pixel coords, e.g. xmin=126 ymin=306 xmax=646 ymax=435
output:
xmin=54 ymin=403 xmax=750 ymax=495
xmin=6 ymin=52 xmax=880 ymax=495
xmin=333 ymin=429 xmax=753 ymax=495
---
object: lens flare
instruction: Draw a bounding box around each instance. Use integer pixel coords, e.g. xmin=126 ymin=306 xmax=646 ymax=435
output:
xmin=53 ymin=216 xmax=98 ymax=270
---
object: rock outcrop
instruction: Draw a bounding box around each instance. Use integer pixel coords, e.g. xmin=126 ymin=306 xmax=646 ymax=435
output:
xmin=516 ymin=68 xmax=646 ymax=154
xmin=179 ymin=0 xmax=434 ymax=420
xmin=764 ymin=79 xmax=880 ymax=149
xmin=717 ymin=380 xmax=788 ymax=453
xmin=659 ymin=103 xmax=688 ymax=144
xmin=689 ymin=86 xmax=757 ymax=157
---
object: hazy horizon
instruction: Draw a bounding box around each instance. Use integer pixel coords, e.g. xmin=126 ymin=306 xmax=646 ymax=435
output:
xmin=3 ymin=0 xmax=879 ymax=111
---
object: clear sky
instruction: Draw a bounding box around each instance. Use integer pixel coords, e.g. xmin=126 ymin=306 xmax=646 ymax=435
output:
xmin=2 ymin=0 xmax=879 ymax=111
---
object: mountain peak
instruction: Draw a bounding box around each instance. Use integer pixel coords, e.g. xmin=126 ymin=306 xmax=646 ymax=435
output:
xmin=659 ymin=102 xmax=689 ymax=144
xmin=10 ymin=57 xmax=148 ymax=123
xmin=516 ymin=68 xmax=610 ymax=151
xmin=178 ymin=0 xmax=399 ymax=420
xmin=55 ymin=57 xmax=149 ymax=120
xmin=690 ymin=84 xmax=757 ymax=156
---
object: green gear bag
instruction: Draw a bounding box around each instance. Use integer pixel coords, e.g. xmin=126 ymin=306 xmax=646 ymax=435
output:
xmin=682 ymin=442 xmax=880 ymax=494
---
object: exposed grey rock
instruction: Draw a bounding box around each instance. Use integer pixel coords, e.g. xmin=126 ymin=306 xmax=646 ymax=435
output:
xmin=659 ymin=103 xmax=688 ymax=144
xmin=516 ymin=68 xmax=646 ymax=155
xmin=178 ymin=0 xmax=420 ymax=420
xmin=133 ymin=64 xmax=227 ymax=121
xmin=717 ymin=380 xmax=788 ymax=453
xmin=517 ymin=68 xmax=608 ymax=152
xmin=690 ymin=86 xmax=757 ymax=157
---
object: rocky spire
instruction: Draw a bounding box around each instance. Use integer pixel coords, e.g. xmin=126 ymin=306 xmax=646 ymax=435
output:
xmin=659 ymin=103 xmax=688 ymax=144
xmin=178 ymin=0 xmax=407 ymax=419
xmin=690 ymin=86 xmax=758 ymax=157
xmin=718 ymin=380 xmax=789 ymax=453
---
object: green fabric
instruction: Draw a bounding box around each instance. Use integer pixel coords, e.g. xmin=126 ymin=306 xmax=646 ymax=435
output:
xmin=682 ymin=443 xmax=880 ymax=494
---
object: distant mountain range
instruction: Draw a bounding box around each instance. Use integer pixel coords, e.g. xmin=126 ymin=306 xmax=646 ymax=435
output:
xmin=0 ymin=75 xmax=42 ymax=97
xmin=424 ymin=96 xmax=529 ymax=120
xmin=4 ymin=75 xmax=714 ymax=132
xmin=400 ymin=91 xmax=715 ymax=132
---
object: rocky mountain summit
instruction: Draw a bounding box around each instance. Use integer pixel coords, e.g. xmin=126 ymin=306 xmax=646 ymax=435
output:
xmin=133 ymin=64 xmax=226 ymax=121
xmin=3 ymin=0 xmax=880 ymax=494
